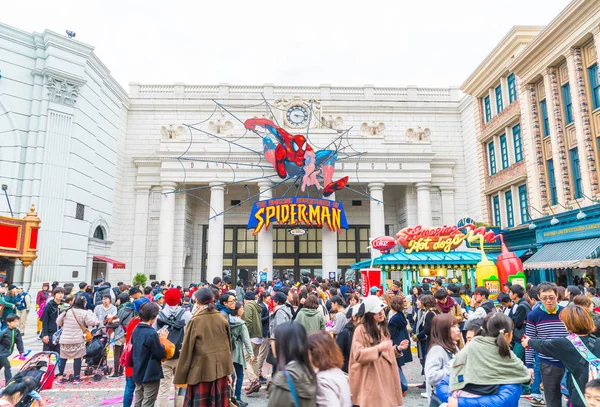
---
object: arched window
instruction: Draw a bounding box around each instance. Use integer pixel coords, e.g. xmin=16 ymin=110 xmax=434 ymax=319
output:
xmin=93 ymin=226 xmax=104 ymax=240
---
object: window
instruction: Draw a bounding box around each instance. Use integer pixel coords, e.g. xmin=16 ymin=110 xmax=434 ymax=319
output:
xmin=518 ymin=184 xmax=529 ymax=224
xmin=484 ymin=96 xmax=492 ymax=122
xmin=492 ymin=195 xmax=501 ymax=227
xmin=488 ymin=141 xmax=497 ymax=175
xmin=496 ymin=85 xmax=504 ymax=113
xmin=513 ymin=124 xmax=522 ymax=162
xmin=540 ymin=99 xmax=550 ymax=137
xmin=500 ymin=134 xmax=509 ymax=169
xmin=570 ymin=148 xmax=583 ymax=199
xmin=75 ymin=203 xmax=85 ymax=220
xmin=562 ymin=83 xmax=573 ymax=125
xmin=93 ymin=226 xmax=104 ymax=240
xmin=547 ymin=159 xmax=558 ymax=205
xmin=505 ymin=190 xmax=514 ymax=228
xmin=508 ymin=73 xmax=517 ymax=103
xmin=589 ymin=64 xmax=600 ymax=110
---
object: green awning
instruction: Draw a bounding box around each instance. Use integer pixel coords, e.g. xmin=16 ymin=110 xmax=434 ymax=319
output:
xmin=524 ymin=237 xmax=600 ymax=270
xmin=349 ymin=250 xmax=526 ymax=269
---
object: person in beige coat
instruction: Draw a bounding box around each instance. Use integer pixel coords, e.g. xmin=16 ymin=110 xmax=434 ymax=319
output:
xmin=348 ymin=295 xmax=409 ymax=407
xmin=56 ymin=296 xmax=99 ymax=383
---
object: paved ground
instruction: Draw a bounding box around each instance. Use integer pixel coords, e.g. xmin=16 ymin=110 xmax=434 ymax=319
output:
xmin=12 ymin=313 xmax=541 ymax=406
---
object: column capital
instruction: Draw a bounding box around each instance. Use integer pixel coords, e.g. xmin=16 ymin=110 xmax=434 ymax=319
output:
xmin=439 ymin=185 xmax=455 ymax=193
xmin=257 ymin=179 xmax=273 ymax=190
xmin=160 ymin=181 xmax=178 ymax=192
xmin=134 ymin=184 xmax=152 ymax=192
xmin=367 ymin=182 xmax=385 ymax=191
xmin=415 ymin=181 xmax=432 ymax=191
xmin=209 ymin=181 xmax=226 ymax=191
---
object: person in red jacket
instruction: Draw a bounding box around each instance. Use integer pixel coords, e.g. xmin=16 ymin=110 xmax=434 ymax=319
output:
xmin=123 ymin=297 xmax=149 ymax=407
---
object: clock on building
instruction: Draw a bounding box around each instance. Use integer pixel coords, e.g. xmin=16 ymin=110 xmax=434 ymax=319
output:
xmin=286 ymin=105 xmax=309 ymax=127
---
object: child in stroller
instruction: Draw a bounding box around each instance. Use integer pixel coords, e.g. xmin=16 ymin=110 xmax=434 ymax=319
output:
xmin=82 ymin=326 xmax=112 ymax=381
xmin=3 ymin=351 xmax=58 ymax=407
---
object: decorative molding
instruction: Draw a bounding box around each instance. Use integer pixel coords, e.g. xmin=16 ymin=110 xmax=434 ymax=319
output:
xmin=527 ymin=84 xmax=549 ymax=208
xmin=45 ymin=75 xmax=80 ymax=105
xmin=208 ymin=118 xmax=233 ymax=136
xmin=321 ymin=114 xmax=344 ymax=132
xmin=484 ymin=160 xmax=527 ymax=195
xmin=406 ymin=127 xmax=431 ymax=142
xmin=160 ymin=125 xmax=186 ymax=140
xmin=360 ymin=121 xmax=385 ymax=136
xmin=480 ymin=99 xmax=520 ymax=141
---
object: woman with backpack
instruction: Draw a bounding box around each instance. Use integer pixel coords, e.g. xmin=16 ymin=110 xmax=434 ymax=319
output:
xmin=55 ymin=296 xmax=99 ymax=384
xmin=522 ymin=304 xmax=600 ymax=407
xmin=230 ymin=301 xmax=254 ymax=407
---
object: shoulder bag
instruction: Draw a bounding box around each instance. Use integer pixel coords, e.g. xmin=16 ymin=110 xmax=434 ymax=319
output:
xmin=72 ymin=309 xmax=92 ymax=342
xmin=283 ymin=370 xmax=301 ymax=407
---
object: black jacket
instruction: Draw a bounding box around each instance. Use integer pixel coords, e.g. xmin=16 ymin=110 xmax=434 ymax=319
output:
xmin=0 ymin=327 xmax=24 ymax=357
xmin=511 ymin=298 xmax=531 ymax=341
xmin=94 ymin=284 xmax=114 ymax=305
xmin=530 ymin=335 xmax=600 ymax=407
xmin=41 ymin=299 xmax=61 ymax=337
xmin=335 ymin=321 xmax=355 ymax=373
xmin=480 ymin=299 xmax=496 ymax=314
xmin=259 ymin=300 xmax=270 ymax=338
xmin=131 ymin=323 xmax=166 ymax=384
xmin=449 ymin=294 xmax=465 ymax=309
xmin=388 ymin=312 xmax=413 ymax=366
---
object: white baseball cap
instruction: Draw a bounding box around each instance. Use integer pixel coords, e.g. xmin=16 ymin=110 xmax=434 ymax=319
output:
xmin=362 ymin=295 xmax=386 ymax=314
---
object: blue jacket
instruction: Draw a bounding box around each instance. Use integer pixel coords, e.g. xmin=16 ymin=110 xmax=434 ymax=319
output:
xmin=131 ymin=323 xmax=166 ymax=384
xmin=436 ymin=376 xmax=521 ymax=407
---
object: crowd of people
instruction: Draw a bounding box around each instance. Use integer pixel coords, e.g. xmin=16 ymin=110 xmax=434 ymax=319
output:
xmin=0 ymin=275 xmax=597 ymax=406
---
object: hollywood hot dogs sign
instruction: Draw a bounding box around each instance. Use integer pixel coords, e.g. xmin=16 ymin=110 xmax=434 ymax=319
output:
xmin=248 ymin=197 xmax=349 ymax=235
xmin=396 ymin=224 xmax=500 ymax=254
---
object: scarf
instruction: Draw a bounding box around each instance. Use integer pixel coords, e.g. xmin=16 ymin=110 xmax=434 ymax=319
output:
xmin=450 ymin=336 xmax=530 ymax=392
xmin=437 ymin=296 xmax=456 ymax=314
xmin=194 ymin=304 xmax=209 ymax=315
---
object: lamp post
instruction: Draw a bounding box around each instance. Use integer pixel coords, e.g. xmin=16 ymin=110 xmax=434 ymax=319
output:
xmin=1 ymin=185 xmax=13 ymax=217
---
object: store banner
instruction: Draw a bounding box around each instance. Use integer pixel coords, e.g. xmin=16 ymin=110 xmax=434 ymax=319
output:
xmin=248 ymin=197 xmax=348 ymax=234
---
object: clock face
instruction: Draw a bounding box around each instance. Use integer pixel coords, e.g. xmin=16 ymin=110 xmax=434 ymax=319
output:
xmin=286 ymin=105 xmax=309 ymax=127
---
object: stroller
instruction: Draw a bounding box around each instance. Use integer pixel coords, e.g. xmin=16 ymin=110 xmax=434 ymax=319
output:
xmin=9 ymin=351 xmax=59 ymax=407
xmin=82 ymin=326 xmax=112 ymax=381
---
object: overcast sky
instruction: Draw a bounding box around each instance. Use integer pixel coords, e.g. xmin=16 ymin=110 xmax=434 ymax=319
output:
xmin=3 ymin=0 xmax=570 ymax=90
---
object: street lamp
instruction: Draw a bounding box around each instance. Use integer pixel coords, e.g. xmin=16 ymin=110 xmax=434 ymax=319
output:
xmin=1 ymin=184 xmax=13 ymax=217
xmin=527 ymin=205 xmax=546 ymax=230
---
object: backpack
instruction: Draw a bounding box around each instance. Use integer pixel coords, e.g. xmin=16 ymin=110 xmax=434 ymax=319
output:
xmin=567 ymin=334 xmax=600 ymax=403
xmin=156 ymin=309 xmax=187 ymax=359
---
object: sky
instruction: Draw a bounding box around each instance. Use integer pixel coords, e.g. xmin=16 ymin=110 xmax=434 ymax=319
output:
xmin=2 ymin=0 xmax=571 ymax=90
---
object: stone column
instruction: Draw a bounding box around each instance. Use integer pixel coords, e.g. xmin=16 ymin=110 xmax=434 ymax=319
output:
xmin=257 ymin=180 xmax=274 ymax=281
xmin=368 ymin=182 xmax=385 ymax=235
xmin=322 ymin=193 xmax=338 ymax=280
xmin=156 ymin=182 xmax=177 ymax=282
xmin=544 ymin=68 xmax=572 ymax=202
xmin=131 ymin=186 xmax=151 ymax=277
xmin=207 ymin=182 xmax=225 ymax=283
xmin=440 ymin=187 xmax=456 ymax=225
xmin=526 ymin=84 xmax=549 ymax=208
xmin=416 ymin=182 xmax=432 ymax=226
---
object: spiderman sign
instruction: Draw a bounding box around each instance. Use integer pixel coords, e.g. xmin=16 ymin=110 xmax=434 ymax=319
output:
xmin=244 ymin=118 xmax=348 ymax=197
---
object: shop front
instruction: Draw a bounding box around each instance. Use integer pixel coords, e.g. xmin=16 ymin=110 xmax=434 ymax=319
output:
xmin=523 ymin=204 xmax=600 ymax=286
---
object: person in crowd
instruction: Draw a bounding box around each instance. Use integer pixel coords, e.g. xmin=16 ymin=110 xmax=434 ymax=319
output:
xmin=566 ymin=285 xmax=583 ymax=304
xmin=307 ymin=330 xmax=351 ymax=407
xmin=94 ymin=280 xmax=116 ymax=305
xmin=525 ymin=282 xmax=569 ymax=407
xmin=0 ymin=376 xmax=38 ymax=407
xmin=340 ymin=281 xmax=353 ymax=300
xmin=588 ymin=287 xmax=600 ymax=308
xmin=256 ymin=291 xmax=271 ymax=384
xmin=412 ymin=294 xmax=439 ymax=384
xmin=63 ymin=283 xmax=74 ymax=296
xmin=434 ymin=288 xmax=463 ymax=323
xmin=408 ymin=286 xmax=424 ymax=331
xmin=349 ymin=295 xmax=407 ymax=407
xmin=154 ymin=288 xmax=192 ymax=407
xmin=14 ymin=286 xmax=30 ymax=336
xmin=326 ymin=296 xmax=348 ymax=336
xmin=217 ymin=292 xmax=236 ymax=320
xmin=557 ymin=286 xmax=569 ymax=307
xmin=498 ymin=293 xmax=515 ymax=317
xmin=0 ymin=286 xmax=18 ymax=329
xmin=40 ymin=287 xmax=65 ymax=353
xmin=174 ymin=288 xmax=234 ymax=406
xmin=56 ymin=295 xmax=99 ymax=384
xmin=573 ymin=294 xmax=600 ymax=335
xmin=422 ymin=283 xmax=432 ymax=295
xmin=347 ymin=292 xmax=360 ymax=308
xmin=584 ymin=379 xmax=600 ymax=407
xmin=235 ymin=280 xmax=245 ymax=299
xmin=508 ymin=284 xmax=532 ymax=395
xmin=465 ymin=320 xmax=482 ymax=343
xmin=293 ymin=294 xmax=325 ymax=335
xmin=36 ymin=283 xmax=50 ymax=335
xmin=464 ymin=286 xmax=495 ymax=325
xmin=266 ymin=322 xmax=316 ymax=407
xmin=424 ymin=314 xmax=463 ymax=401
xmin=108 ymin=292 xmax=132 ymax=379
xmin=230 ymin=301 xmax=254 ymax=407
xmin=503 ymin=281 xmax=513 ymax=294
xmin=94 ymin=294 xmax=117 ymax=328
xmin=523 ymin=304 xmax=600 ymax=407
xmin=154 ymin=294 xmax=165 ymax=308
xmin=76 ymin=282 xmax=94 ymax=311
xmin=459 ymin=286 xmax=471 ymax=311
xmin=242 ymin=291 xmax=263 ymax=395
xmin=388 ymin=295 xmax=412 ymax=396
xmin=336 ymin=304 xmax=361 ymax=373
xmin=123 ymin=297 xmax=150 ymax=407
xmin=131 ymin=302 xmax=168 ymax=407
xmin=0 ymin=315 xmax=24 ymax=383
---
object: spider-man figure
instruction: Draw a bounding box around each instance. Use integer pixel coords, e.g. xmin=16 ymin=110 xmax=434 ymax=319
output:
xmin=245 ymin=118 xmax=347 ymax=196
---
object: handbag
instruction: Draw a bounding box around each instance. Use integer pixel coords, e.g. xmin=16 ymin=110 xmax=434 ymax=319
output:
xmin=51 ymin=327 xmax=62 ymax=345
xmin=228 ymin=385 xmax=241 ymax=407
xmin=120 ymin=342 xmax=134 ymax=368
xmin=72 ymin=309 xmax=92 ymax=342
xmin=452 ymin=304 xmax=464 ymax=323
xmin=429 ymin=392 xmax=443 ymax=407
xmin=284 ymin=370 xmax=301 ymax=407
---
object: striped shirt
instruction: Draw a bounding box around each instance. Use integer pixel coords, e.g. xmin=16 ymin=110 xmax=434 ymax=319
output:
xmin=525 ymin=304 xmax=568 ymax=367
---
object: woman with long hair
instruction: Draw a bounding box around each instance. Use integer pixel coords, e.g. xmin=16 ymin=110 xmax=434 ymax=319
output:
xmin=307 ymin=330 xmax=351 ymax=407
xmin=267 ymin=322 xmax=317 ymax=406
xmin=348 ymin=295 xmax=408 ymax=407
xmin=408 ymin=286 xmax=423 ymax=330
xmin=230 ymin=301 xmax=254 ymax=407
xmin=522 ymin=305 xmax=600 ymax=407
xmin=424 ymin=314 xmax=462 ymax=401
xmin=174 ymin=288 xmax=234 ymax=407
xmin=55 ymin=295 xmax=99 ymax=384
xmin=388 ymin=295 xmax=412 ymax=396
xmin=412 ymin=294 xmax=439 ymax=382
